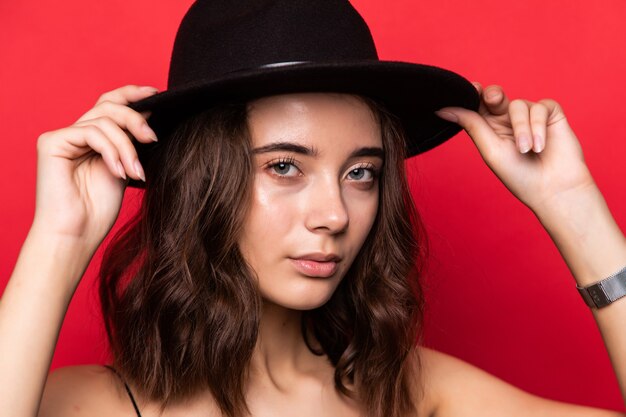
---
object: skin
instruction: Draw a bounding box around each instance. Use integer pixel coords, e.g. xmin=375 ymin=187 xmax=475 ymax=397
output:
xmin=241 ymin=93 xmax=383 ymax=416
xmin=1 ymin=85 xmax=625 ymax=417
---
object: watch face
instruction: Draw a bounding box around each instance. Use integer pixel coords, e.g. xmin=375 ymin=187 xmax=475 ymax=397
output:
xmin=587 ymin=284 xmax=610 ymax=308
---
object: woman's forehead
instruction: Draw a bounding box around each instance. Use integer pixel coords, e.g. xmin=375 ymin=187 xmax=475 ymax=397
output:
xmin=246 ymin=92 xmax=382 ymax=148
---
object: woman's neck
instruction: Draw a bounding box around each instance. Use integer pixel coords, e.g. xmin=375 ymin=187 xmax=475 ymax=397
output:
xmin=249 ymin=300 xmax=331 ymax=393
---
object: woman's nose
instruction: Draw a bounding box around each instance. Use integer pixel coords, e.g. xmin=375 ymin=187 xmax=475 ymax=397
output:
xmin=304 ymin=179 xmax=349 ymax=234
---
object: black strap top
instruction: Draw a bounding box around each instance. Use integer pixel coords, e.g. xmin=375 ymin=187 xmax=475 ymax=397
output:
xmin=104 ymin=365 xmax=142 ymax=417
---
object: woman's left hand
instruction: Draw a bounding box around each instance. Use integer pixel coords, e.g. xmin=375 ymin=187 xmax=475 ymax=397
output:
xmin=434 ymin=83 xmax=598 ymax=213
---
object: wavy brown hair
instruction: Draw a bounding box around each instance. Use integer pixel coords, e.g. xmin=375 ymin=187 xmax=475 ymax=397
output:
xmin=99 ymin=94 xmax=430 ymax=417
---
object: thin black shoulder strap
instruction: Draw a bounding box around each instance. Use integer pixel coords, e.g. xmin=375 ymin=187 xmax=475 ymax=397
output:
xmin=104 ymin=365 xmax=142 ymax=417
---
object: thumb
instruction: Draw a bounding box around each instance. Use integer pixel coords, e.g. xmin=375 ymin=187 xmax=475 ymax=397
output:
xmin=435 ymin=106 xmax=502 ymax=157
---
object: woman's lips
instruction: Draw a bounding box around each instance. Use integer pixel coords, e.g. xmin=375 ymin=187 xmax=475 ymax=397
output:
xmin=289 ymin=258 xmax=339 ymax=278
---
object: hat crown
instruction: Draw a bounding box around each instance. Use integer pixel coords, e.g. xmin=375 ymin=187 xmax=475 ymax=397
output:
xmin=168 ymin=0 xmax=379 ymax=88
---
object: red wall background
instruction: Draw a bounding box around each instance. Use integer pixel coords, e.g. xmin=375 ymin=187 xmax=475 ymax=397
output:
xmin=1 ymin=0 xmax=625 ymax=412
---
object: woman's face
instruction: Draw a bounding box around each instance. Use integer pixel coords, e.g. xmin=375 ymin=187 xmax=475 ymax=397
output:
xmin=239 ymin=93 xmax=383 ymax=310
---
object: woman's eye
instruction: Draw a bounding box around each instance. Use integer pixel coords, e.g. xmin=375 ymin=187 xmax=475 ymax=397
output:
xmin=347 ymin=167 xmax=375 ymax=181
xmin=269 ymin=161 xmax=299 ymax=177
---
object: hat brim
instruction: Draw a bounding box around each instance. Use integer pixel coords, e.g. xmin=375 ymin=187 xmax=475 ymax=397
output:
xmin=127 ymin=60 xmax=479 ymax=188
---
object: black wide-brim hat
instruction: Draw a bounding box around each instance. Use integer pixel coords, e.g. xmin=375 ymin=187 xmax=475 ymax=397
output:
xmin=127 ymin=0 xmax=480 ymax=188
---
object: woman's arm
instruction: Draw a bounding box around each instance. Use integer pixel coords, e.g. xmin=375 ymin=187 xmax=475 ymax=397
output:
xmin=429 ymin=83 xmax=626 ymax=414
xmin=0 ymin=84 xmax=158 ymax=417
xmin=416 ymin=183 xmax=626 ymax=417
xmin=532 ymin=181 xmax=626 ymax=400
xmin=0 ymin=231 xmax=91 ymax=417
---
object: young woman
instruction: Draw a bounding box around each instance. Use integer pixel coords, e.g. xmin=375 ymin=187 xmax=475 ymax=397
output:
xmin=1 ymin=1 xmax=626 ymax=417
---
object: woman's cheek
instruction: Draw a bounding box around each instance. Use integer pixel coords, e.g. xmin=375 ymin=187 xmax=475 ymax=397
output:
xmin=346 ymin=184 xmax=379 ymax=219
xmin=252 ymin=178 xmax=299 ymax=228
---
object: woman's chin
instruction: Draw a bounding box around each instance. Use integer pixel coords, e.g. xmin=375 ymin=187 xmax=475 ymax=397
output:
xmin=261 ymin=285 xmax=337 ymax=311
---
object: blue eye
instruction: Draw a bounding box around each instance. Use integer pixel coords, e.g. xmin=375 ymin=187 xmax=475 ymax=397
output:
xmin=347 ymin=166 xmax=375 ymax=181
xmin=267 ymin=157 xmax=300 ymax=177
xmin=273 ymin=162 xmax=297 ymax=176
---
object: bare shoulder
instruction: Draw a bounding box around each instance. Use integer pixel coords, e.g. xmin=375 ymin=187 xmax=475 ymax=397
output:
xmin=414 ymin=346 xmax=625 ymax=417
xmin=39 ymin=365 xmax=135 ymax=417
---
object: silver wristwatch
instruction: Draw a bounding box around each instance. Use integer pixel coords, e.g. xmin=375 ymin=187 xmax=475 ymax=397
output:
xmin=577 ymin=265 xmax=626 ymax=309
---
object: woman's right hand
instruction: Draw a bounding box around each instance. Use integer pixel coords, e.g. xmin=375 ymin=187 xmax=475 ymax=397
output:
xmin=0 ymin=86 xmax=160 ymax=417
xmin=30 ymin=84 xmax=160 ymax=255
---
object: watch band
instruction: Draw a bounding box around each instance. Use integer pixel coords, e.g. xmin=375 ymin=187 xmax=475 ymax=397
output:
xmin=577 ymin=265 xmax=626 ymax=309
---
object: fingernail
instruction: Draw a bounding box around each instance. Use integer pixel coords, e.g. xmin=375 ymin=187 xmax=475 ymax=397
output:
xmin=140 ymin=86 xmax=159 ymax=93
xmin=434 ymin=110 xmax=458 ymax=123
xmin=486 ymin=91 xmax=501 ymax=100
xmin=519 ymin=134 xmax=531 ymax=153
xmin=142 ymin=122 xmax=158 ymax=142
xmin=116 ymin=161 xmax=127 ymax=180
xmin=134 ymin=159 xmax=146 ymax=182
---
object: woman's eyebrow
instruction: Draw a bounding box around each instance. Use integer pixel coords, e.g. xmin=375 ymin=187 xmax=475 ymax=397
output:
xmin=252 ymin=141 xmax=384 ymax=159
xmin=252 ymin=142 xmax=315 ymax=155
xmin=350 ymin=146 xmax=384 ymax=159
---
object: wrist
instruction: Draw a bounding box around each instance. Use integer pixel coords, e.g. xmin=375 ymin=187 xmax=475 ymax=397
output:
xmin=27 ymin=220 xmax=102 ymax=259
xmin=531 ymin=184 xmax=626 ymax=287
xmin=530 ymin=179 xmax=600 ymax=222
xmin=17 ymin=227 xmax=97 ymax=293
